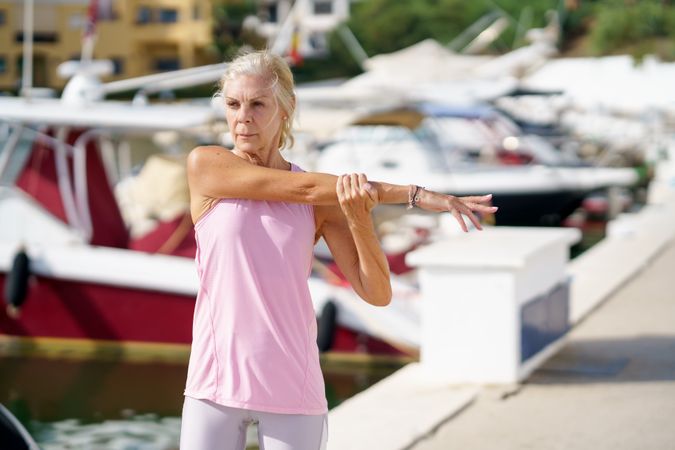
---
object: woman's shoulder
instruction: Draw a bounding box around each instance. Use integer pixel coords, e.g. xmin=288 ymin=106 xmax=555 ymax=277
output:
xmin=187 ymin=145 xmax=234 ymax=169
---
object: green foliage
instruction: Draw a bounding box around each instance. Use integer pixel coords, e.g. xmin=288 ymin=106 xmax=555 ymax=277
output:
xmin=588 ymin=0 xmax=675 ymax=58
xmin=328 ymin=0 xmax=675 ymax=66
xmin=326 ymin=30 xmax=364 ymax=78
xmin=211 ymin=0 xmax=265 ymax=59
xmin=324 ymin=0 xmax=567 ymax=80
xmin=327 ymin=0 xmax=576 ymax=68
xmin=343 ymin=0 xmax=484 ymax=56
xmin=326 ymin=0 xmax=479 ymax=76
xmin=558 ymin=1 xmax=595 ymax=44
xmin=291 ymin=57 xmax=362 ymax=84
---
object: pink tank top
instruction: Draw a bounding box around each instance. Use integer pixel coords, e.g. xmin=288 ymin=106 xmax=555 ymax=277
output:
xmin=184 ymin=164 xmax=327 ymax=415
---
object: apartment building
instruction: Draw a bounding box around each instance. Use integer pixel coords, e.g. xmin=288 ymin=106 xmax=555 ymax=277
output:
xmin=0 ymin=0 xmax=216 ymax=91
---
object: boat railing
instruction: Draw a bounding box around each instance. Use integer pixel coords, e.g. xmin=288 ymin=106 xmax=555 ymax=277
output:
xmin=0 ymin=121 xmax=112 ymax=243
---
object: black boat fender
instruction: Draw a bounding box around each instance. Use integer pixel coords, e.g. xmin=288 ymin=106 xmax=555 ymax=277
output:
xmin=317 ymin=300 xmax=338 ymax=353
xmin=0 ymin=403 xmax=40 ymax=450
xmin=4 ymin=249 xmax=30 ymax=319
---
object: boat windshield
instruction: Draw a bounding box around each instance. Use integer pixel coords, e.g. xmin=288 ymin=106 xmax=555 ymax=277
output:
xmin=334 ymin=125 xmax=419 ymax=143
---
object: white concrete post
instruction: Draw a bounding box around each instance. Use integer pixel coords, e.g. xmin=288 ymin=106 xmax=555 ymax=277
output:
xmin=406 ymin=227 xmax=579 ymax=384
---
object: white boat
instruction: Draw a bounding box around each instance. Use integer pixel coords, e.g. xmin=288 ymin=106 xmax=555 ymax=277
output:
xmin=315 ymin=105 xmax=640 ymax=225
xmin=1 ymin=0 xmax=429 ymax=358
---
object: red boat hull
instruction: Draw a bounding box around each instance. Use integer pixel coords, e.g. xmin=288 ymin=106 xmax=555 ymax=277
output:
xmin=0 ymin=274 xmax=407 ymax=357
xmin=0 ymin=273 xmax=194 ymax=343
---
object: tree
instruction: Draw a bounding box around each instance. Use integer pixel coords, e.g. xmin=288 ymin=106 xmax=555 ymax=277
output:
xmin=211 ymin=0 xmax=266 ymax=59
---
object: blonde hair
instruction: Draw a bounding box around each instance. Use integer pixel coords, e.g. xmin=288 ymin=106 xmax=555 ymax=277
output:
xmin=217 ymin=50 xmax=296 ymax=150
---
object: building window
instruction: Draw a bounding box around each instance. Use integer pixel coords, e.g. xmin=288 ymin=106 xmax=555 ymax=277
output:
xmin=0 ymin=10 xmax=6 ymax=26
xmin=313 ymin=1 xmax=333 ymax=15
xmin=136 ymin=7 xmax=152 ymax=24
xmin=0 ymin=56 xmax=6 ymax=74
xmin=111 ymin=58 xmax=124 ymax=75
xmin=155 ymin=58 xmax=180 ymax=72
xmin=15 ymin=32 xmax=58 ymax=43
xmin=266 ymin=4 xmax=278 ymax=23
xmin=159 ymin=9 xmax=178 ymax=23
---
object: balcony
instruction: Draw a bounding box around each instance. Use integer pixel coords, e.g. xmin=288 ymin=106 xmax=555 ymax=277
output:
xmin=132 ymin=23 xmax=210 ymax=46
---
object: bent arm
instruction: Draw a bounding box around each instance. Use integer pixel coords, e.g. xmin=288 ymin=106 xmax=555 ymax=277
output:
xmin=319 ymin=205 xmax=392 ymax=307
xmin=187 ymin=146 xmax=409 ymax=205
xmin=318 ymin=174 xmax=392 ymax=307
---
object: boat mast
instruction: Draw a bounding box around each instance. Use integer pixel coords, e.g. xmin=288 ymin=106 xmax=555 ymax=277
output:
xmin=21 ymin=0 xmax=34 ymax=98
xmin=81 ymin=0 xmax=98 ymax=64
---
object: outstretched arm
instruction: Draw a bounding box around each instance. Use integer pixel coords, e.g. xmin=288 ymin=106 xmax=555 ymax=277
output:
xmin=188 ymin=146 xmax=497 ymax=229
xmin=188 ymin=146 xmax=440 ymax=205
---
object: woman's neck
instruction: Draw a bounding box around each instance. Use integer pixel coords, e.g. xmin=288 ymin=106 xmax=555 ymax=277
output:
xmin=232 ymin=147 xmax=290 ymax=171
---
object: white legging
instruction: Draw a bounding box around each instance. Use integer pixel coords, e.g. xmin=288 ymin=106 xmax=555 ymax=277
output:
xmin=180 ymin=396 xmax=328 ymax=450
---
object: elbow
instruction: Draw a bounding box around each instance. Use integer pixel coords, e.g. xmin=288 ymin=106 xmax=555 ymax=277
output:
xmin=367 ymin=289 xmax=392 ymax=307
xmin=374 ymin=295 xmax=392 ymax=307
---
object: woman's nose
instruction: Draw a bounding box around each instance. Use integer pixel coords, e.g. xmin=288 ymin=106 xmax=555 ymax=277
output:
xmin=237 ymin=105 xmax=253 ymax=123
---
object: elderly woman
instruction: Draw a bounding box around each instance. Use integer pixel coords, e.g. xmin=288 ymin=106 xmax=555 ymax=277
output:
xmin=180 ymin=51 xmax=496 ymax=450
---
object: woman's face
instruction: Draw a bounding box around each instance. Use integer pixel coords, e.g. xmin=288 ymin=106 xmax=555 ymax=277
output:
xmin=224 ymin=74 xmax=283 ymax=154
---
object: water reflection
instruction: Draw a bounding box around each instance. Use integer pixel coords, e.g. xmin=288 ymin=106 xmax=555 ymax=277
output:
xmin=0 ymin=353 xmax=404 ymax=449
xmin=35 ymin=416 xmax=181 ymax=450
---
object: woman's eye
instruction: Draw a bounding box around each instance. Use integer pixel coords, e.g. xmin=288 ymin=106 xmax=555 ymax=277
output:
xmin=253 ymin=101 xmax=264 ymax=107
xmin=226 ymin=101 xmax=239 ymax=108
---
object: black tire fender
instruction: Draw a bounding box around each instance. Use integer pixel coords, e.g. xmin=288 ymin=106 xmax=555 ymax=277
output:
xmin=4 ymin=250 xmax=30 ymax=311
xmin=317 ymin=300 xmax=338 ymax=353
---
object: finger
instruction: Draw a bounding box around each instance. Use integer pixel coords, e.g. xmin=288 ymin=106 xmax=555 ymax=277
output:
xmin=465 ymin=203 xmax=499 ymax=213
xmin=342 ymin=174 xmax=352 ymax=200
xmin=463 ymin=208 xmax=483 ymax=231
xmin=363 ymin=182 xmax=377 ymax=202
xmin=349 ymin=173 xmax=359 ymax=197
xmin=460 ymin=194 xmax=493 ymax=204
xmin=357 ymin=173 xmax=376 ymax=202
xmin=336 ymin=175 xmax=345 ymax=201
xmin=456 ymin=201 xmax=484 ymax=224
xmin=357 ymin=173 xmax=369 ymax=198
xmin=357 ymin=173 xmax=368 ymax=190
xmin=451 ymin=208 xmax=468 ymax=232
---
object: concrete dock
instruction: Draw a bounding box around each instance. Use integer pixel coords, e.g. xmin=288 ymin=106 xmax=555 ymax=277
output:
xmin=328 ymin=193 xmax=675 ymax=450
xmin=412 ymin=235 xmax=675 ymax=450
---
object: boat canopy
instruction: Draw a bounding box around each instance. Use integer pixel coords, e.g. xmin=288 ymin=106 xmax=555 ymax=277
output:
xmin=0 ymin=97 xmax=220 ymax=131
